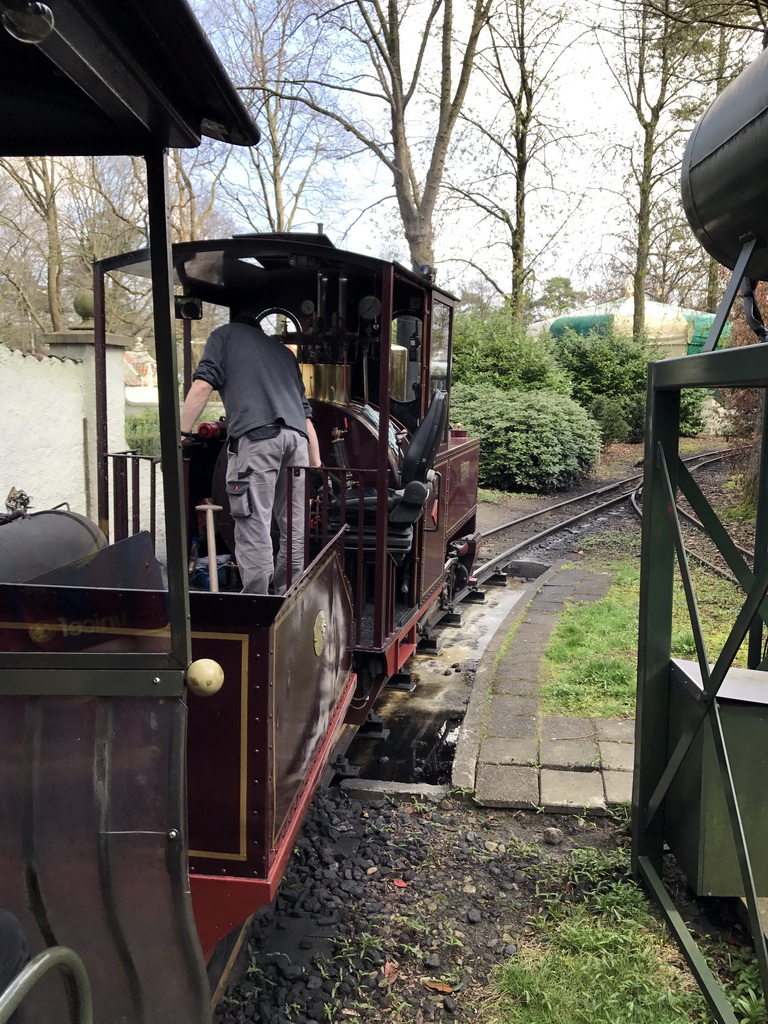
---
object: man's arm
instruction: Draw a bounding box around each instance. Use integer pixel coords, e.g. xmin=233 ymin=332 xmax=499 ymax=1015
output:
xmin=180 ymin=379 xmax=213 ymax=433
xmin=306 ymin=419 xmax=321 ymax=468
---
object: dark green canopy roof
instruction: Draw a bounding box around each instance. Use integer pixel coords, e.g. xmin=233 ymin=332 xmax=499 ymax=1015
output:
xmin=0 ymin=0 xmax=259 ymax=156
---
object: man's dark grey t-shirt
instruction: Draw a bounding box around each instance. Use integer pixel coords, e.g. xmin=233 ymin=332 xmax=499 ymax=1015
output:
xmin=192 ymin=322 xmax=311 ymax=440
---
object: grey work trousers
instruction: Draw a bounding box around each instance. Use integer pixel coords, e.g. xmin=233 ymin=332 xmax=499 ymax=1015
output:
xmin=227 ymin=429 xmax=308 ymax=595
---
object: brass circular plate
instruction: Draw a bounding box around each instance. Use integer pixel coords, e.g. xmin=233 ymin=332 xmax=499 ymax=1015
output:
xmin=313 ymin=610 xmax=327 ymax=656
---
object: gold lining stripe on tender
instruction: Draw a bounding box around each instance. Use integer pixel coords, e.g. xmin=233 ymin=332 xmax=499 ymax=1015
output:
xmin=0 ymin=620 xmax=171 ymax=638
xmin=188 ymin=631 xmax=249 ymax=862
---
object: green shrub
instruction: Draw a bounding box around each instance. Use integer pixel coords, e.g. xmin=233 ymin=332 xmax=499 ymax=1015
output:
xmin=125 ymin=409 xmax=160 ymax=455
xmin=680 ymin=388 xmax=706 ymax=437
xmin=553 ymin=326 xmax=650 ymax=403
xmin=452 ymin=383 xmax=601 ymax=491
xmin=587 ymin=393 xmax=646 ymax=444
xmin=553 ymin=327 xmax=654 ymax=443
xmin=452 ymin=310 xmax=572 ymax=395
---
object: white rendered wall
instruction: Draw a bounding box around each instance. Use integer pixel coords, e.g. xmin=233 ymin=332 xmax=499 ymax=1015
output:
xmin=0 ymin=345 xmax=88 ymax=514
xmin=0 ymin=341 xmax=129 ymax=521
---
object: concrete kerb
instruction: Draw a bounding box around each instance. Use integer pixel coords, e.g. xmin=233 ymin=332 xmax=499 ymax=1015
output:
xmin=339 ymin=779 xmax=450 ymax=803
xmin=452 ymin=560 xmax=565 ymax=793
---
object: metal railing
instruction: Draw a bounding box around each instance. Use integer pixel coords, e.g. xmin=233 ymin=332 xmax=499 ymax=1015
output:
xmin=108 ymin=452 xmax=160 ymax=544
xmin=304 ymin=467 xmax=402 ymax=649
xmin=0 ymin=946 xmax=92 ymax=1024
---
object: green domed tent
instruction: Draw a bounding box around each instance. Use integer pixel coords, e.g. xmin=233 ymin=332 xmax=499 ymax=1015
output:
xmin=550 ymin=297 xmax=730 ymax=355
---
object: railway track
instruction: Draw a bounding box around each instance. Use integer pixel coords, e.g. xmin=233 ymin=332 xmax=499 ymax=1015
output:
xmin=473 ymin=447 xmax=748 ymax=585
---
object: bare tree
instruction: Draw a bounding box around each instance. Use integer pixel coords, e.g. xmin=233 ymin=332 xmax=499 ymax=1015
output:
xmin=597 ymin=0 xmax=714 ymax=337
xmin=0 ymin=157 xmax=65 ymax=331
xmin=443 ymin=0 xmax=583 ymax=318
xmin=239 ymin=0 xmax=492 ymax=267
xmin=60 ymin=156 xmax=154 ymax=336
xmin=168 ymin=145 xmax=236 ymax=242
xmin=201 ymin=0 xmax=350 ymax=234
xmin=640 ymin=0 xmax=768 ymax=38
xmin=596 ymin=1 xmax=760 ymax=334
xmin=0 ymin=203 xmax=50 ymax=345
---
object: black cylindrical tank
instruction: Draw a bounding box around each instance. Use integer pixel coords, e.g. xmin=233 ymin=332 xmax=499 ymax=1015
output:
xmin=0 ymin=510 xmax=106 ymax=584
xmin=681 ymin=46 xmax=768 ymax=279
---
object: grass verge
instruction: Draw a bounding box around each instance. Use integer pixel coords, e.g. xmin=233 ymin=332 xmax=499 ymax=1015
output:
xmin=538 ymin=541 xmax=747 ymax=718
xmin=485 ymin=848 xmax=706 ymax=1024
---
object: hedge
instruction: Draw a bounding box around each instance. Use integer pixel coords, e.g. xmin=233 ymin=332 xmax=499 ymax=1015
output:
xmin=452 ymin=383 xmax=602 ymax=491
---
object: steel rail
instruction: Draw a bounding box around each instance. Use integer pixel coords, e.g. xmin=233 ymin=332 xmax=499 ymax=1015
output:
xmin=475 ymin=487 xmax=637 ymax=582
xmin=675 ymin=502 xmax=752 ymax=560
xmin=630 ymin=487 xmax=742 ymax=585
xmin=478 ymin=446 xmax=743 ymax=543
xmin=474 ymin=448 xmax=747 ymax=587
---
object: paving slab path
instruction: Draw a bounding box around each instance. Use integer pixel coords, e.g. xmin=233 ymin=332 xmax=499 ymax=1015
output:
xmin=453 ymin=562 xmax=635 ymax=812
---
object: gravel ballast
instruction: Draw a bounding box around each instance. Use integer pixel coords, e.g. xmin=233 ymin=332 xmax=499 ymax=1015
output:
xmin=216 ymin=786 xmax=625 ymax=1023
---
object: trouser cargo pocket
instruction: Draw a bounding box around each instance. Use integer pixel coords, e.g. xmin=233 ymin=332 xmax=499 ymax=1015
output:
xmin=226 ymin=480 xmax=252 ymax=517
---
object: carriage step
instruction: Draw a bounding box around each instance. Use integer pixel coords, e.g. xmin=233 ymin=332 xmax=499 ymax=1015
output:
xmin=417 ymin=634 xmax=439 ymax=654
xmin=387 ymin=670 xmax=416 ymax=693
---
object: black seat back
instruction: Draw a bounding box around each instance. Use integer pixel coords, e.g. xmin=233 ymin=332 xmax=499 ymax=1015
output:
xmin=399 ymin=390 xmax=448 ymax=486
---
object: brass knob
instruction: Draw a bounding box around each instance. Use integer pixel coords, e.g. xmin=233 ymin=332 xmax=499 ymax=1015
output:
xmin=186 ymin=659 xmax=224 ymax=697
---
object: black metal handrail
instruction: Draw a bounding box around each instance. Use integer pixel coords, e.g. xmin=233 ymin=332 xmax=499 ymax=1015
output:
xmin=108 ymin=452 xmax=160 ymax=544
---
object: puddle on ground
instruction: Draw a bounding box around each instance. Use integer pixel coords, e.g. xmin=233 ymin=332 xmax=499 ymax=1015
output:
xmin=345 ymin=709 xmax=463 ymax=785
xmin=342 ymin=583 xmax=526 ymax=784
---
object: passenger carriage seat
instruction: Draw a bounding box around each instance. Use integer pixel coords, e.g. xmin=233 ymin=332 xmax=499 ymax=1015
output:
xmin=330 ymin=390 xmax=448 ymax=563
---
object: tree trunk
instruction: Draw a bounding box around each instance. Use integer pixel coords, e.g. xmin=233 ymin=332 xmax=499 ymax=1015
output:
xmin=402 ymin=215 xmax=435 ymax=270
xmin=40 ymin=158 xmax=63 ymax=332
xmin=510 ymin=128 xmax=529 ymax=321
xmin=633 ymin=121 xmax=657 ymax=340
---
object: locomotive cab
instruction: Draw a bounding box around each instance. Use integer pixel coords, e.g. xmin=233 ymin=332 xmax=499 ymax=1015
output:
xmin=82 ymin=231 xmax=481 ymax=951
xmin=157 ymin=232 xmax=481 ymax=708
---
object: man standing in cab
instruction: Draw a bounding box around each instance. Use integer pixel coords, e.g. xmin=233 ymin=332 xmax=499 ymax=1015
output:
xmin=180 ymin=314 xmax=321 ymax=594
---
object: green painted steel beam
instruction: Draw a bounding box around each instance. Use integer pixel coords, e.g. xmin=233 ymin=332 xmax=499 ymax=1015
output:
xmin=659 ymin=448 xmax=710 ymax=685
xmin=633 ymin=375 xmax=680 ymax=873
xmin=710 ymin=701 xmax=768 ymax=990
xmin=653 ymin=345 xmax=768 ymax=390
xmin=0 ymin=653 xmax=184 ymax=671
xmin=750 ymin=399 xmax=768 ymax=666
xmin=0 ymin=669 xmax=184 ymax=697
xmin=677 ymin=461 xmax=765 ymax=618
xmin=145 ymin=150 xmax=191 ymax=670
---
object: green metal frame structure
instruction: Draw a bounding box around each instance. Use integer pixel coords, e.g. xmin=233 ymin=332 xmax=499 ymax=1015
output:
xmin=634 ymin=339 xmax=768 ymax=1023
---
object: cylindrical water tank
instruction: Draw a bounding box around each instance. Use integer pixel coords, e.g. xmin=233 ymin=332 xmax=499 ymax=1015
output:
xmin=0 ymin=510 xmax=106 ymax=584
xmin=681 ymin=46 xmax=768 ymax=279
